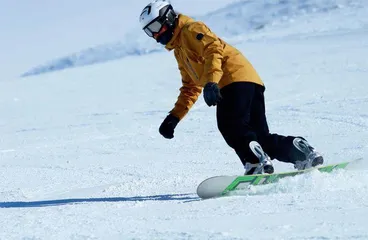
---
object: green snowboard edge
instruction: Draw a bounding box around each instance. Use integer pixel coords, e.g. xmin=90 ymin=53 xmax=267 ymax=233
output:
xmin=221 ymin=161 xmax=353 ymax=197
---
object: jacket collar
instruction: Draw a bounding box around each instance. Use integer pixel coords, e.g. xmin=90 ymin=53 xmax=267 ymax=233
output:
xmin=165 ymin=14 xmax=194 ymax=51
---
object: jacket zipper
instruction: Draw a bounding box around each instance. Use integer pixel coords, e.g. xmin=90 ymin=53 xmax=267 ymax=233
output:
xmin=186 ymin=58 xmax=199 ymax=80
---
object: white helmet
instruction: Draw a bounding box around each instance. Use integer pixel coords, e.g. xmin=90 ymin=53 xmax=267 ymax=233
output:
xmin=139 ymin=0 xmax=177 ymax=38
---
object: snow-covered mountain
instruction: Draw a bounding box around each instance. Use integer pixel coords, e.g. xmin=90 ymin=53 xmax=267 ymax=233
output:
xmin=20 ymin=0 xmax=368 ymax=77
xmin=1 ymin=0 xmax=367 ymax=239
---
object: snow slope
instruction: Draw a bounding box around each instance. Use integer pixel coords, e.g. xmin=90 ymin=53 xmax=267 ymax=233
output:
xmin=1 ymin=0 xmax=234 ymax=80
xmin=1 ymin=0 xmax=368 ymax=239
xmin=20 ymin=0 xmax=367 ymax=78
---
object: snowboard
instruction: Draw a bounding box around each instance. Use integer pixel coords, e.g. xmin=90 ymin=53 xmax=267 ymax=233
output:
xmin=197 ymin=159 xmax=361 ymax=199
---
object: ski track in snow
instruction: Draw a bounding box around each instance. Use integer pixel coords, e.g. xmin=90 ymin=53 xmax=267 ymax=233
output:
xmin=1 ymin=0 xmax=368 ymax=239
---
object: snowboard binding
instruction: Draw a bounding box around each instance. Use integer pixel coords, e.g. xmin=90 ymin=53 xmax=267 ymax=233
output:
xmin=293 ymin=138 xmax=324 ymax=170
xmin=244 ymin=141 xmax=274 ymax=175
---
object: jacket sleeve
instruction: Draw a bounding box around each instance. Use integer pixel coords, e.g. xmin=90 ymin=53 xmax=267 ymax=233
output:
xmin=184 ymin=22 xmax=224 ymax=86
xmin=170 ymin=51 xmax=202 ymax=120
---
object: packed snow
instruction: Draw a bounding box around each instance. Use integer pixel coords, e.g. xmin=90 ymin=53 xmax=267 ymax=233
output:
xmin=1 ymin=0 xmax=368 ymax=239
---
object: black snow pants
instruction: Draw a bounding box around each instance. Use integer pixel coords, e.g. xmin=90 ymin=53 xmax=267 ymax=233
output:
xmin=217 ymin=82 xmax=303 ymax=166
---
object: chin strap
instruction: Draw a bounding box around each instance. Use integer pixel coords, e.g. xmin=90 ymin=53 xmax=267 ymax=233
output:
xmin=156 ymin=26 xmax=174 ymax=45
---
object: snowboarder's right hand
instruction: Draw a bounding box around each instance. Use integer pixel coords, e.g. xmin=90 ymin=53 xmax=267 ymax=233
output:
xmin=159 ymin=114 xmax=180 ymax=139
xmin=203 ymin=82 xmax=222 ymax=107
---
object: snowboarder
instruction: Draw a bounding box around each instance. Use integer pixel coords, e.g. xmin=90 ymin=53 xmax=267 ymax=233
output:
xmin=139 ymin=0 xmax=324 ymax=174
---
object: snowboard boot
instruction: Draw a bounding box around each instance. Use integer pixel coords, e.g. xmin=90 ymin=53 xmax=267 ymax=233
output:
xmin=292 ymin=138 xmax=324 ymax=170
xmin=244 ymin=141 xmax=274 ymax=175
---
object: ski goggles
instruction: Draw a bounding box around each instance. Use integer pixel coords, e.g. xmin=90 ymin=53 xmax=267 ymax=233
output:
xmin=144 ymin=19 xmax=165 ymax=37
xmin=143 ymin=5 xmax=171 ymax=37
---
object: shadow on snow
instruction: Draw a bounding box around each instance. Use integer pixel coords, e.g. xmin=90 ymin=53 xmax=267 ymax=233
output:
xmin=0 ymin=193 xmax=200 ymax=208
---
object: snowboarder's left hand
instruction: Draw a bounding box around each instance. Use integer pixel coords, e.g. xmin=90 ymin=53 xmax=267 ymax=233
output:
xmin=159 ymin=114 xmax=180 ymax=139
xmin=203 ymin=82 xmax=222 ymax=107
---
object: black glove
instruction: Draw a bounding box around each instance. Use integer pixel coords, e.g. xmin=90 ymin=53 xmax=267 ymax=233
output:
xmin=159 ymin=114 xmax=180 ymax=139
xmin=203 ymin=82 xmax=222 ymax=106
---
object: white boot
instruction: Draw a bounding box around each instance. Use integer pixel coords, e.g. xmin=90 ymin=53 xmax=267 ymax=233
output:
xmin=293 ymin=138 xmax=324 ymax=170
xmin=244 ymin=141 xmax=274 ymax=175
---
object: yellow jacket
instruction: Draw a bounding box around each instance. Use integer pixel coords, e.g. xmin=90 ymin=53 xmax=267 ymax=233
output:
xmin=166 ymin=14 xmax=264 ymax=120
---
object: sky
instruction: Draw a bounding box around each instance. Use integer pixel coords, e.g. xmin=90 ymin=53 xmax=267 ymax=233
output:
xmin=0 ymin=0 xmax=367 ymax=239
xmin=0 ymin=0 xmax=237 ymax=79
